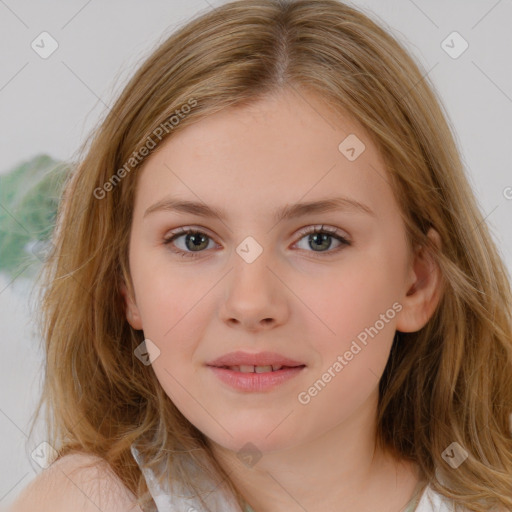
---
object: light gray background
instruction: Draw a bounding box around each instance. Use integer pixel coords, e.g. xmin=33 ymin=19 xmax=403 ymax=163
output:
xmin=1 ymin=0 xmax=511 ymax=507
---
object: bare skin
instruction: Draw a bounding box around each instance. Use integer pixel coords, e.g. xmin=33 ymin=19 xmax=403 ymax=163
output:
xmin=122 ymin=86 xmax=443 ymax=512
xmin=8 ymin=452 xmax=142 ymax=512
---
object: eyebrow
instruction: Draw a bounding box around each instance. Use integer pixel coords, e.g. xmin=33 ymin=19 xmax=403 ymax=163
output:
xmin=143 ymin=195 xmax=375 ymax=223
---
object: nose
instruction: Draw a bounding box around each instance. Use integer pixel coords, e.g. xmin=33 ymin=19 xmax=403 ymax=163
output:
xmin=218 ymin=250 xmax=289 ymax=332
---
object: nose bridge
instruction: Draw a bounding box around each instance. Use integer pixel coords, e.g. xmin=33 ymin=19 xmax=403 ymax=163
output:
xmin=219 ymin=234 xmax=287 ymax=329
xmin=231 ymin=234 xmax=275 ymax=295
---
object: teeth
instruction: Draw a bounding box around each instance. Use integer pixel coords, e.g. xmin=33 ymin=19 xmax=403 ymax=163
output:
xmin=226 ymin=365 xmax=284 ymax=373
xmin=255 ymin=365 xmax=273 ymax=373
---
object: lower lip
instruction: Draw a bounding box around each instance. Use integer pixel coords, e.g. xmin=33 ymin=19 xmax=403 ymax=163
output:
xmin=208 ymin=365 xmax=306 ymax=392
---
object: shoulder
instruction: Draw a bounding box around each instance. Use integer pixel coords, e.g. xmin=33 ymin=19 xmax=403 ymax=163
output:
xmin=8 ymin=451 xmax=143 ymax=512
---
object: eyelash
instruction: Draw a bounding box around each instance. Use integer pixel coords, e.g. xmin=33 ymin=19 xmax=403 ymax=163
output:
xmin=162 ymin=225 xmax=351 ymax=259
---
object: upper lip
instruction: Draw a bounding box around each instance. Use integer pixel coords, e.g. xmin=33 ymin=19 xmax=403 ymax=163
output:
xmin=207 ymin=351 xmax=305 ymax=368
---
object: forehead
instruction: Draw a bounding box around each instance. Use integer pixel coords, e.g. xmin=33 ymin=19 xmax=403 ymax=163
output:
xmin=134 ymin=89 xmax=397 ymax=222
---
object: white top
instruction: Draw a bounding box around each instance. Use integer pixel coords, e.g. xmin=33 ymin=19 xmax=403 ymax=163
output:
xmin=131 ymin=444 xmax=242 ymax=512
xmin=415 ymin=485 xmax=455 ymax=512
xmin=131 ymin=444 xmax=465 ymax=512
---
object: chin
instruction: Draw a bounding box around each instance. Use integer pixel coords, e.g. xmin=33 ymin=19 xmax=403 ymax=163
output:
xmin=206 ymin=425 xmax=301 ymax=458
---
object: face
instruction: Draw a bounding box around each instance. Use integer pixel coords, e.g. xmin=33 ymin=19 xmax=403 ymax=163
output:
xmin=123 ymin=88 xmax=441 ymax=455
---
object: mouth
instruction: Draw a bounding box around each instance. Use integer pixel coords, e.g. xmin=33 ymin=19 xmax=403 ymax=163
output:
xmin=206 ymin=351 xmax=307 ymax=392
xmin=208 ymin=364 xmax=306 ymax=392
xmin=213 ymin=364 xmax=306 ymax=373
xmin=206 ymin=350 xmax=306 ymax=370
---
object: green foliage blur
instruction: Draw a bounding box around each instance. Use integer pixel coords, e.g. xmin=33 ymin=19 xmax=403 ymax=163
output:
xmin=0 ymin=154 xmax=68 ymax=279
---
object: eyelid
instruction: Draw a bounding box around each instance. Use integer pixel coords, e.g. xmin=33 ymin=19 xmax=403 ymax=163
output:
xmin=294 ymin=224 xmax=349 ymax=241
xmin=164 ymin=225 xmax=216 ymax=239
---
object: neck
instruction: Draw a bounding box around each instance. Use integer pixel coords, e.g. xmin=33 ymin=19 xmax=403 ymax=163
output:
xmin=208 ymin=389 xmax=422 ymax=512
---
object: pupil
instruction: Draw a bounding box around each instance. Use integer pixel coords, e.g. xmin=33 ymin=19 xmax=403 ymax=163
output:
xmin=186 ymin=233 xmax=208 ymax=251
xmin=310 ymin=233 xmax=331 ymax=251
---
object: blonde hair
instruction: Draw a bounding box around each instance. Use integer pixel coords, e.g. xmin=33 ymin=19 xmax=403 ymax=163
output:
xmin=29 ymin=0 xmax=512 ymax=510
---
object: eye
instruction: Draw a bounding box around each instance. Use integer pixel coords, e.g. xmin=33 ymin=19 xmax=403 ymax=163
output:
xmin=292 ymin=225 xmax=351 ymax=255
xmin=163 ymin=225 xmax=351 ymax=259
xmin=163 ymin=227 xmax=218 ymax=258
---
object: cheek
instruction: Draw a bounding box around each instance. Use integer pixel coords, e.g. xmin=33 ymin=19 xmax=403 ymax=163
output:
xmin=302 ymin=257 xmax=400 ymax=338
xmin=131 ymin=263 xmax=212 ymax=370
xmin=297 ymin=252 xmax=401 ymax=388
xmin=293 ymin=266 xmax=398 ymax=430
xmin=130 ymin=251 xmax=203 ymax=337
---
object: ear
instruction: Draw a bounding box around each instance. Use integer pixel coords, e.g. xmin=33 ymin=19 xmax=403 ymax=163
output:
xmin=395 ymin=227 xmax=444 ymax=333
xmin=120 ymin=281 xmax=143 ymax=330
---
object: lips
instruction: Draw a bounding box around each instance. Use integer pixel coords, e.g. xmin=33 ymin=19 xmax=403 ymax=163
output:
xmin=222 ymin=364 xmax=290 ymax=373
xmin=209 ymin=364 xmax=306 ymax=392
xmin=206 ymin=350 xmax=305 ymax=370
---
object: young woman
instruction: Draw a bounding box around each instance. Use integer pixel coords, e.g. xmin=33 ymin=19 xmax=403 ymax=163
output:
xmin=10 ymin=1 xmax=512 ymax=511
